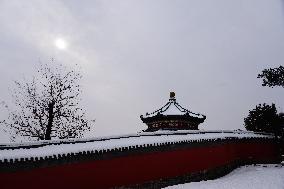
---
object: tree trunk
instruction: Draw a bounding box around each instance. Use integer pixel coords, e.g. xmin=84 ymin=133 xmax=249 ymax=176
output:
xmin=45 ymin=101 xmax=55 ymax=140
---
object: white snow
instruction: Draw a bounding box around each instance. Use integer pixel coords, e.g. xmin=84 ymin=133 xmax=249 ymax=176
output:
xmin=142 ymin=99 xmax=205 ymax=119
xmin=165 ymin=164 xmax=284 ymax=189
xmin=0 ymin=131 xmax=272 ymax=162
xmin=162 ymin=102 xmax=204 ymax=118
xmin=162 ymin=103 xmax=184 ymax=115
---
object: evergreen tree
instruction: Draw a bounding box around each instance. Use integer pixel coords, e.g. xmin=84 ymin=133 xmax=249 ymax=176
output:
xmin=258 ymin=65 xmax=284 ymax=87
xmin=256 ymin=65 xmax=284 ymax=137
xmin=244 ymin=103 xmax=279 ymax=134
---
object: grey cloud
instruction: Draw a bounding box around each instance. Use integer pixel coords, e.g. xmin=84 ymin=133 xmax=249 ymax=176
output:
xmin=0 ymin=0 xmax=284 ymax=141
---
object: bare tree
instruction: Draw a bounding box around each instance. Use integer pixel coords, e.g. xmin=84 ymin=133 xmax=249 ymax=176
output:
xmin=2 ymin=61 xmax=93 ymax=141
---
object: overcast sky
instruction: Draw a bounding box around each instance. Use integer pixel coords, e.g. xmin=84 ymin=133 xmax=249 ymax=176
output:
xmin=0 ymin=0 xmax=284 ymax=142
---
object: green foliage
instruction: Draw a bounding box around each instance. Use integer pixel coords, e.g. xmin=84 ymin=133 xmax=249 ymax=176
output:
xmin=244 ymin=103 xmax=279 ymax=133
xmin=258 ymin=66 xmax=284 ymax=87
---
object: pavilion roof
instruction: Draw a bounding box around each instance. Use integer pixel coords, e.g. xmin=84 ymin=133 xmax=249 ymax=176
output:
xmin=141 ymin=92 xmax=206 ymax=119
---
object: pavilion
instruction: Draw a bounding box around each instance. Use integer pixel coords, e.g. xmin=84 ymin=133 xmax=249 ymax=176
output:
xmin=140 ymin=92 xmax=206 ymax=131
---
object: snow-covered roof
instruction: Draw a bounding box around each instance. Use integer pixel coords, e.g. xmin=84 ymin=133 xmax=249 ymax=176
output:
xmin=141 ymin=94 xmax=205 ymax=119
xmin=0 ymin=130 xmax=273 ymax=163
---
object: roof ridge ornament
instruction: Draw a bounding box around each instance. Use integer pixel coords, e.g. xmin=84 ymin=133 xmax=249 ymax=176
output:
xmin=169 ymin=92 xmax=176 ymax=101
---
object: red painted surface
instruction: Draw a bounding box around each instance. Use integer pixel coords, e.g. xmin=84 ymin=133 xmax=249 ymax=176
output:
xmin=0 ymin=141 xmax=278 ymax=189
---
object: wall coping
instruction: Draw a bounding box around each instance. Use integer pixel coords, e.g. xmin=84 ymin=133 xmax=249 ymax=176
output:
xmin=0 ymin=130 xmax=273 ymax=163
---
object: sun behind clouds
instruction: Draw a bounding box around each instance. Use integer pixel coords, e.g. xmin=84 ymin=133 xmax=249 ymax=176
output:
xmin=55 ymin=38 xmax=67 ymax=50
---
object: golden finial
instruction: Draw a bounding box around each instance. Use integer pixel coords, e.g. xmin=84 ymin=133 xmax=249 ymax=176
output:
xmin=170 ymin=92 xmax=175 ymax=99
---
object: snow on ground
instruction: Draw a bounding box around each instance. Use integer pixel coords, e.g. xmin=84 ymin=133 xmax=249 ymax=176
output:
xmin=165 ymin=164 xmax=284 ymax=189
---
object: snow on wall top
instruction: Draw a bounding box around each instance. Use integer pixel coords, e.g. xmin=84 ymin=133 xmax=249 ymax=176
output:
xmin=0 ymin=130 xmax=273 ymax=162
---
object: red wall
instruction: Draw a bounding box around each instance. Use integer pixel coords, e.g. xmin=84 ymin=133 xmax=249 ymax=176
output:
xmin=0 ymin=141 xmax=278 ymax=189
